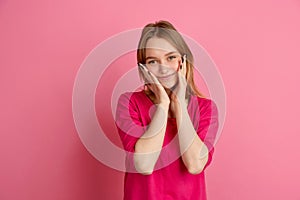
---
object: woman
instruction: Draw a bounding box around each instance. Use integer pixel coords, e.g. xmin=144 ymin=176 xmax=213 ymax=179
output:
xmin=115 ymin=20 xmax=219 ymax=200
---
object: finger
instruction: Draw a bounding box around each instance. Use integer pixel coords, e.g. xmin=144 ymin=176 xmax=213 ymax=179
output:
xmin=178 ymin=55 xmax=187 ymax=83
xmin=139 ymin=64 xmax=155 ymax=85
xmin=176 ymin=68 xmax=187 ymax=92
xmin=147 ymin=70 xmax=162 ymax=86
xmin=139 ymin=64 xmax=160 ymax=86
xmin=182 ymin=54 xmax=187 ymax=77
xmin=144 ymin=70 xmax=165 ymax=94
xmin=179 ymin=71 xmax=187 ymax=84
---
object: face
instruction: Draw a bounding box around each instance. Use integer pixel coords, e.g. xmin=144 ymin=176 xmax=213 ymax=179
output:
xmin=144 ymin=37 xmax=182 ymax=89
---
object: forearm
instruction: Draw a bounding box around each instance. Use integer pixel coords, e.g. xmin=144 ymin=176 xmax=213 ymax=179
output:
xmin=176 ymin=103 xmax=209 ymax=174
xmin=134 ymin=103 xmax=169 ymax=174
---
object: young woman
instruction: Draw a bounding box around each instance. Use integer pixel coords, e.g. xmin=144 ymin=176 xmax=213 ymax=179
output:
xmin=115 ymin=20 xmax=219 ymax=200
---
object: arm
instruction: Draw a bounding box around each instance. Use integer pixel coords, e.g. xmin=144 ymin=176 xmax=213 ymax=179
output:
xmin=115 ymin=94 xmax=169 ymax=175
xmin=134 ymin=102 xmax=169 ymax=175
xmin=170 ymin=55 xmax=219 ymax=174
xmin=116 ymin=66 xmax=170 ymax=175
xmin=174 ymin=99 xmax=218 ymax=174
xmin=133 ymin=65 xmax=171 ymax=174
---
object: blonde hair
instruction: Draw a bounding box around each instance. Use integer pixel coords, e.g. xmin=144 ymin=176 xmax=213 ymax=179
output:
xmin=137 ymin=20 xmax=205 ymax=101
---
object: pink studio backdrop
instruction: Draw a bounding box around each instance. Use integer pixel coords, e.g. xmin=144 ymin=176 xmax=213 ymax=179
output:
xmin=1 ymin=0 xmax=300 ymax=199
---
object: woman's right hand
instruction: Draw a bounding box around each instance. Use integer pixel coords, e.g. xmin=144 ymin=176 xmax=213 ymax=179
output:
xmin=139 ymin=64 xmax=170 ymax=107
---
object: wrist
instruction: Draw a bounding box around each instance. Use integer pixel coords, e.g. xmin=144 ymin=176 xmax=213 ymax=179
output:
xmin=175 ymin=98 xmax=188 ymax=109
xmin=175 ymin=101 xmax=189 ymax=117
xmin=157 ymin=102 xmax=170 ymax=110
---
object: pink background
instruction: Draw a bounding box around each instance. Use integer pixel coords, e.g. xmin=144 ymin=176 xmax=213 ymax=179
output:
xmin=1 ymin=0 xmax=300 ymax=199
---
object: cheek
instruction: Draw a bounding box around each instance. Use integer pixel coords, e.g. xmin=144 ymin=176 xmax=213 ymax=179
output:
xmin=173 ymin=61 xmax=181 ymax=71
xmin=147 ymin=66 xmax=159 ymax=74
xmin=146 ymin=67 xmax=161 ymax=77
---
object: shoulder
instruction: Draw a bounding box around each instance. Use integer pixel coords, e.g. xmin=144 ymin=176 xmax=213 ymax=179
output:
xmin=116 ymin=90 xmax=151 ymax=119
xmin=192 ymin=95 xmax=216 ymax=107
xmin=117 ymin=90 xmax=147 ymax=110
xmin=118 ymin=90 xmax=145 ymax=102
xmin=190 ymin=95 xmax=218 ymax=115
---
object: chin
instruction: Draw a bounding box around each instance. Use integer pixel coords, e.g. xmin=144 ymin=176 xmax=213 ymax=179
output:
xmin=159 ymin=75 xmax=178 ymax=90
xmin=162 ymin=80 xmax=178 ymax=91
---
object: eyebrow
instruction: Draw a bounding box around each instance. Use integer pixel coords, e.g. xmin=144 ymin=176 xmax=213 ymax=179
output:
xmin=145 ymin=51 xmax=179 ymax=60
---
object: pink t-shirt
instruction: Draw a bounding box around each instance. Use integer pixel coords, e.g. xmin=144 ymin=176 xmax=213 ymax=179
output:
xmin=115 ymin=90 xmax=219 ymax=200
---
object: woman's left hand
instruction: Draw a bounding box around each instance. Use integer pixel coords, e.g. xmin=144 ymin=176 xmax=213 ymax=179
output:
xmin=170 ymin=55 xmax=188 ymax=114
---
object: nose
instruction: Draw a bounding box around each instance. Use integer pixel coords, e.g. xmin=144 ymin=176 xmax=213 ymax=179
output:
xmin=158 ymin=64 xmax=168 ymax=75
xmin=158 ymin=60 xmax=171 ymax=74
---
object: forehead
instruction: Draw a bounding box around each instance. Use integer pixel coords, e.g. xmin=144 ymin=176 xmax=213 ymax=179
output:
xmin=145 ymin=37 xmax=178 ymax=55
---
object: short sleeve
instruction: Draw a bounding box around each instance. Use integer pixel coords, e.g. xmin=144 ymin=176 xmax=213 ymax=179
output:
xmin=115 ymin=92 xmax=146 ymax=172
xmin=115 ymin=92 xmax=145 ymax=152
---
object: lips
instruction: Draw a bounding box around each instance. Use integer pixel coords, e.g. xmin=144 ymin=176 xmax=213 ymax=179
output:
xmin=157 ymin=71 xmax=177 ymax=79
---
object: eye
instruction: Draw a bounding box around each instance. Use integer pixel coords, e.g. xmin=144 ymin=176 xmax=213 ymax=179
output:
xmin=147 ymin=60 xmax=157 ymax=65
xmin=167 ymin=55 xmax=177 ymax=61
